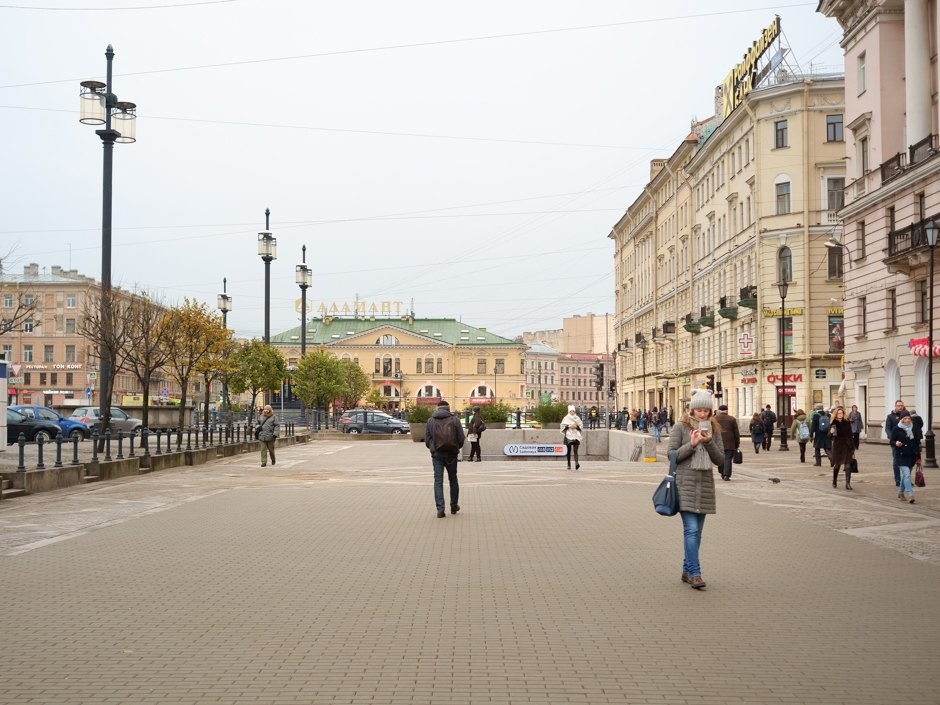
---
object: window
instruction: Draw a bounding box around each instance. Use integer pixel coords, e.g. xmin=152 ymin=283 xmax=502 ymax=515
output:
xmin=382 ymin=357 xmax=393 ymax=376
xmin=23 ymin=344 xmax=33 ymax=362
xmin=437 ymin=358 xmax=442 ymax=374
xmin=24 ymin=319 xmax=34 ymax=333
xmin=919 ymin=280 xmax=929 ymax=324
xmin=23 ymin=294 xmax=33 ymax=307
xmin=827 ymin=178 xmax=845 ymax=211
xmin=2 ymin=343 xmax=10 ymax=359
xmin=858 ymin=220 xmax=866 ymax=258
xmin=495 ymin=358 xmax=505 ymax=374
xmin=44 ymin=344 xmax=54 ymax=363
xmin=778 ymin=246 xmax=793 ymax=282
xmin=887 ymin=206 xmax=896 ymax=233
xmin=858 ymin=52 xmax=866 ymax=93
xmin=66 ymin=294 xmax=76 ymax=308
xmin=774 ymin=120 xmax=788 ymax=148
xmin=859 ymin=296 xmax=867 ymax=335
xmin=66 ymin=318 xmax=76 ymax=334
xmin=425 ymin=355 xmax=434 ymax=374
xmin=374 ymin=357 xmax=380 ymax=374
xmin=24 ymin=372 xmax=31 ymax=384
xmin=859 ymin=136 xmax=870 ymax=172
xmin=65 ymin=345 xmax=76 ymax=362
xmin=775 ymin=182 xmax=791 ymax=214
xmin=778 ymin=317 xmax=793 ymax=354
xmin=40 ymin=372 xmax=47 ymax=385
xmin=416 ymin=358 xmax=422 ymax=374
xmin=66 ymin=373 xmax=73 ymax=385
xmin=826 ymin=114 xmax=844 ymax=142
xmin=2 ymin=294 xmax=11 ymax=308
xmin=887 ymin=289 xmax=897 ymax=329
xmin=50 ymin=373 xmax=57 ymax=385
xmin=375 ymin=334 xmax=400 ymax=346
xmin=477 ymin=358 xmax=487 ymax=374
xmin=828 ymin=246 xmax=843 ymax=279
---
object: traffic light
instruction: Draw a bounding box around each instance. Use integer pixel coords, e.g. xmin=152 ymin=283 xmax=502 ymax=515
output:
xmin=715 ymin=381 xmax=723 ymax=399
xmin=594 ymin=362 xmax=604 ymax=391
xmin=705 ymin=374 xmax=715 ymax=393
xmin=609 ymin=379 xmax=616 ymax=393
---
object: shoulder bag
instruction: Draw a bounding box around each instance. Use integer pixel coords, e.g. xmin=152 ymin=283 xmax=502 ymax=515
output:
xmin=652 ymin=449 xmax=680 ymax=516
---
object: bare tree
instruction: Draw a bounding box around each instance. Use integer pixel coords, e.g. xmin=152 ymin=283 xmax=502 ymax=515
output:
xmin=123 ymin=292 xmax=173 ymax=438
xmin=0 ymin=254 xmax=40 ymax=340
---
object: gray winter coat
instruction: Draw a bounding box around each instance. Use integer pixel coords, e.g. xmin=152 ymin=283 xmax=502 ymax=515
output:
xmin=256 ymin=413 xmax=278 ymax=442
xmin=668 ymin=419 xmax=725 ymax=514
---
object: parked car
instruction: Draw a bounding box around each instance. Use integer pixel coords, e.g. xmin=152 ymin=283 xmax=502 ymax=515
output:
xmin=6 ymin=408 xmax=63 ymax=445
xmin=338 ymin=409 xmax=410 ymax=434
xmin=69 ymin=406 xmax=143 ymax=436
xmin=10 ymin=405 xmax=90 ymax=440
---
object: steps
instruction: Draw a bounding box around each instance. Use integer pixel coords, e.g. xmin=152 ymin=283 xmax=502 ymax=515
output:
xmin=1 ymin=477 xmax=26 ymax=500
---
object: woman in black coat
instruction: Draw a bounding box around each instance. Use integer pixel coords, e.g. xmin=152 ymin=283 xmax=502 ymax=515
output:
xmin=827 ymin=406 xmax=855 ymax=490
xmin=890 ymin=410 xmax=920 ymax=503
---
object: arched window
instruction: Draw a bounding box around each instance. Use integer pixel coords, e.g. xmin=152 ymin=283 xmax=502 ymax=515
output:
xmin=374 ymin=357 xmax=380 ymax=374
xmin=777 ymin=246 xmax=793 ymax=283
xmin=425 ymin=355 xmax=434 ymax=373
xmin=436 ymin=357 xmax=443 ymax=374
xmin=382 ymin=354 xmax=393 ymax=376
xmin=375 ymin=334 xmax=400 ymax=346
xmin=416 ymin=358 xmax=422 ymax=374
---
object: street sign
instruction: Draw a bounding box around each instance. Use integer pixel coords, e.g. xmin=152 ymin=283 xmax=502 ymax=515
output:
xmin=162 ymin=387 xmax=169 ymax=397
xmin=11 ymin=363 xmax=22 ymax=375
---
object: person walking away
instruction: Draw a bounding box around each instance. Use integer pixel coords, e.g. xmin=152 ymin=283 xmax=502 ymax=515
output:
xmin=885 ymin=400 xmax=906 ymax=488
xmin=425 ymin=400 xmax=465 ymax=518
xmin=668 ymin=389 xmax=724 ymax=590
xmin=761 ymin=404 xmax=777 ymax=451
xmin=651 ymin=406 xmax=662 ymax=443
xmin=848 ymin=405 xmax=864 ymax=450
xmin=811 ymin=407 xmax=832 ymax=466
xmin=561 ymin=405 xmax=583 ymax=470
xmin=890 ymin=410 xmax=919 ymax=503
xmin=828 ymin=406 xmax=855 ymax=489
xmin=659 ymin=407 xmax=670 ymax=435
xmin=467 ymin=406 xmax=485 ymax=462
xmin=630 ymin=408 xmax=638 ymax=431
xmin=588 ymin=406 xmax=598 ymax=430
xmin=789 ymin=409 xmax=810 ymax=463
xmin=714 ymin=404 xmax=740 ymax=481
xmin=748 ymin=412 xmax=764 ymax=454
xmin=256 ymin=404 xmax=278 ymax=467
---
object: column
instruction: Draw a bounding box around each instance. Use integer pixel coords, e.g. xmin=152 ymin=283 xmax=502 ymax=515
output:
xmin=905 ymin=0 xmax=932 ymax=144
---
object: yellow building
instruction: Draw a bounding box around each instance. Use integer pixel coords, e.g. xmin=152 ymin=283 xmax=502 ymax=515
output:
xmin=612 ymin=49 xmax=846 ymax=422
xmin=270 ymin=314 xmax=526 ymax=412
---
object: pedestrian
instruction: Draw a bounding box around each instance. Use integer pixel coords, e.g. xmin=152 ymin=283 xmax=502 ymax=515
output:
xmin=467 ymin=406 xmax=485 ymax=462
xmin=889 ymin=410 xmax=919 ymax=503
xmin=630 ymin=408 xmax=638 ymax=431
xmin=651 ymin=406 xmax=663 ymax=443
xmin=748 ymin=412 xmax=764 ymax=454
xmin=848 ymin=405 xmax=864 ymax=450
xmin=714 ymin=404 xmax=740 ymax=481
xmin=789 ymin=408 xmax=811 ymax=463
xmin=425 ymin=400 xmax=465 ymax=518
xmin=761 ymin=404 xmax=777 ymax=451
xmin=588 ymin=406 xmax=598 ymax=430
xmin=884 ymin=400 xmax=906 ymax=487
xmin=811 ymin=405 xmax=832 ymax=466
xmin=668 ymin=389 xmax=724 ymax=590
xmin=256 ymin=404 xmax=278 ymax=468
xmin=561 ymin=404 xmax=583 ymax=470
xmin=828 ymin=406 xmax=855 ymax=490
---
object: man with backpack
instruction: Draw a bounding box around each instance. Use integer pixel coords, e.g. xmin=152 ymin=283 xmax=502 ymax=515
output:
xmin=811 ymin=405 xmax=832 ymax=466
xmin=761 ymin=405 xmax=777 ymax=451
xmin=426 ymin=400 xmax=466 ymax=519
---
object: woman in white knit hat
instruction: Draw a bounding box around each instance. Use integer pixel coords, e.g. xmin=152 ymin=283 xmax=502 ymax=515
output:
xmin=667 ymin=389 xmax=724 ymax=590
xmin=560 ymin=405 xmax=584 ymax=470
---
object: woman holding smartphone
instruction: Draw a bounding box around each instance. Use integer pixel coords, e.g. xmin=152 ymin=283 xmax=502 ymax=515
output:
xmin=667 ymin=389 xmax=724 ymax=590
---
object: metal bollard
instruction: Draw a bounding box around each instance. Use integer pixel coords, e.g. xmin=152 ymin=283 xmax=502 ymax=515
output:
xmin=142 ymin=429 xmax=151 ymax=457
xmin=54 ymin=433 xmax=63 ymax=468
xmin=17 ymin=433 xmax=26 ymax=471
xmin=91 ymin=429 xmax=100 ymax=464
xmin=128 ymin=431 xmax=135 ymax=458
xmin=117 ymin=431 xmax=125 ymax=460
xmin=36 ymin=434 xmax=46 ymax=470
xmin=71 ymin=434 xmax=80 ymax=465
xmin=209 ymin=426 xmax=215 ymax=446
xmin=175 ymin=429 xmax=182 ymax=453
xmin=104 ymin=429 xmax=112 ymax=462
xmin=186 ymin=426 xmax=192 ymax=451
xmin=154 ymin=429 xmax=162 ymax=455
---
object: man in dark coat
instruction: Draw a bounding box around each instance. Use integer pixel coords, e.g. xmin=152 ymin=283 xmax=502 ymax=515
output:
xmin=884 ymin=399 xmax=906 ymax=486
xmin=714 ymin=404 xmax=741 ymax=481
xmin=761 ymin=404 xmax=777 ymax=451
xmin=425 ymin=400 xmax=466 ymax=519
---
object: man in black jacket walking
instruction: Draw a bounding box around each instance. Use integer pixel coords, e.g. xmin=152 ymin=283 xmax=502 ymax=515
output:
xmin=425 ymin=400 xmax=466 ymax=519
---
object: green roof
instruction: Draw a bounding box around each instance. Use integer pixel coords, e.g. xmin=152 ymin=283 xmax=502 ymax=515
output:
xmin=270 ymin=317 xmax=522 ymax=348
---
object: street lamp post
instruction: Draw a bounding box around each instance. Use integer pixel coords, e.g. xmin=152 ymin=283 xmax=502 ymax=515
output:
xmin=295 ymin=247 xmax=312 ymax=426
xmin=216 ymin=279 xmax=233 ymax=424
xmin=924 ymin=220 xmax=938 ymax=468
xmin=79 ymin=45 xmax=137 ymax=430
xmin=778 ymin=279 xmax=790 ymax=451
xmin=636 ymin=338 xmax=648 ymax=412
xmin=257 ymin=209 xmax=277 ymax=406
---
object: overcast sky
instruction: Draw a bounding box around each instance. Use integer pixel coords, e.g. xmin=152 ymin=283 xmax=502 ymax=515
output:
xmin=1 ymin=1 xmax=844 ymax=341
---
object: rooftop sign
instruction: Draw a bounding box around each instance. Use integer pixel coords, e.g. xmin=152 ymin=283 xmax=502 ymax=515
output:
xmin=721 ymin=16 xmax=781 ymax=119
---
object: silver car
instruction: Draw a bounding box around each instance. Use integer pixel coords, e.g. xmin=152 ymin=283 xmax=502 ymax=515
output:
xmin=70 ymin=406 xmax=143 ymax=436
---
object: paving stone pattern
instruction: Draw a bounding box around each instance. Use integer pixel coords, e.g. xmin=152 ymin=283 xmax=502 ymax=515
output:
xmin=0 ymin=440 xmax=938 ymax=704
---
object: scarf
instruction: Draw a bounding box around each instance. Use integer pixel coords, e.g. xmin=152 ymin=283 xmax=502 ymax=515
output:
xmin=899 ymin=421 xmax=914 ymax=439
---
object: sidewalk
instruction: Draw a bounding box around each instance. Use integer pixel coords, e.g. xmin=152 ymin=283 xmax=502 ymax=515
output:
xmin=0 ymin=440 xmax=938 ymax=705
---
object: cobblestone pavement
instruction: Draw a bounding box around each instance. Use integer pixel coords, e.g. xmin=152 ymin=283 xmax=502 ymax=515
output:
xmin=1 ymin=439 xmax=938 ymax=704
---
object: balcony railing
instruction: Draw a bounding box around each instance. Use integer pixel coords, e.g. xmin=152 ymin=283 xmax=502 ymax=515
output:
xmin=909 ymin=133 xmax=938 ymax=166
xmin=881 ymin=152 xmax=906 ymax=185
xmin=698 ymin=306 xmax=715 ymax=328
xmin=683 ymin=313 xmax=701 ymax=334
xmin=888 ymin=222 xmax=929 ymax=257
xmin=661 ymin=320 xmax=676 ymax=336
xmin=718 ymin=296 xmax=738 ymax=320
xmin=738 ymin=285 xmax=758 ymax=309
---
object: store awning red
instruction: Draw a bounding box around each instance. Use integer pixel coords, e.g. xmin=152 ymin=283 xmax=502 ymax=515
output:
xmin=909 ymin=337 xmax=940 ymax=357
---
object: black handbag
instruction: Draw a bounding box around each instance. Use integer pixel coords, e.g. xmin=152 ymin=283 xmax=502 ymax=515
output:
xmin=652 ymin=449 xmax=680 ymax=516
xmin=733 ymin=449 xmax=743 ymax=464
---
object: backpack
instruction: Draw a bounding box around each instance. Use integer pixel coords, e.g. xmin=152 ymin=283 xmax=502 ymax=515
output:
xmin=816 ymin=414 xmax=830 ymax=434
xmin=432 ymin=415 xmax=460 ymax=454
xmin=798 ymin=420 xmax=810 ymax=441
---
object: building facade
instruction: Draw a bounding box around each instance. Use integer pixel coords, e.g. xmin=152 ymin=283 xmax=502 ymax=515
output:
xmin=270 ymin=315 xmax=526 ymax=412
xmin=612 ymin=64 xmax=847 ymax=422
xmin=819 ymin=0 xmax=940 ymax=439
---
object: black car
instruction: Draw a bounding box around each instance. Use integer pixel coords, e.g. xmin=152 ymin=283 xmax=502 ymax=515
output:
xmin=6 ymin=408 xmax=63 ymax=445
xmin=338 ymin=409 xmax=410 ymax=434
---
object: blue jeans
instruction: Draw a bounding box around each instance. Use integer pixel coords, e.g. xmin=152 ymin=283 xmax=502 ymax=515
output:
xmin=432 ymin=454 xmax=459 ymax=511
xmin=652 ymin=424 xmax=662 ymax=442
xmin=680 ymin=511 xmax=706 ymax=577
xmin=899 ymin=465 xmax=914 ymax=499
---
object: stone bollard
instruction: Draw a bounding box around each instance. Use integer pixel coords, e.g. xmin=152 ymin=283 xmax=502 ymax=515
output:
xmin=643 ymin=435 xmax=657 ymax=463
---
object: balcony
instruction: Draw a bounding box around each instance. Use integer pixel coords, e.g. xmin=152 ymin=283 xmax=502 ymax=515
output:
xmin=698 ymin=305 xmax=715 ymax=329
xmin=909 ymin=133 xmax=939 ymax=166
xmin=683 ymin=313 xmax=701 ymax=334
xmin=881 ymin=152 xmax=906 ymax=185
xmin=661 ymin=320 xmax=677 ymax=339
xmin=738 ymin=285 xmax=758 ymax=309
xmin=652 ymin=326 xmax=668 ymax=345
xmin=886 ymin=221 xmax=933 ymax=274
xmin=718 ymin=296 xmax=738 ymax=320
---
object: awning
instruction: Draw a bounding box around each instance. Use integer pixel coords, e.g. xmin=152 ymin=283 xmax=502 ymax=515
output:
xmin=908 ymin=337 xmax=940 ymax=357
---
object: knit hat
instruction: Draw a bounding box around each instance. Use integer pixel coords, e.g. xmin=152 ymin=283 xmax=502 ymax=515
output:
xmin=567 ymin=405 xmax=576 ymax=412
xmin=689 ymin=389 xmax=713 ymax=410
xmin=438 ymin=399 xmax=449 ymax=408
xmin=899 ymin=409 xmax=912 ymax=419
xmin=718 ymin=404 xmax=728 ymax=411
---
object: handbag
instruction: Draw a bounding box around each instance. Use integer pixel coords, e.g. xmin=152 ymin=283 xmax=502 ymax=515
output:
xmin=848 ymin=458 xmax=859 ymax=474
xmin=652 ymin=450 xmax=680 ymax=516
xmin=467 ymin=433 xmax=478 ymax=442
xmin=915 ymin=462 xmax=926 ymax=488
xmin=733 ymin=449 xmax=743 ymax=464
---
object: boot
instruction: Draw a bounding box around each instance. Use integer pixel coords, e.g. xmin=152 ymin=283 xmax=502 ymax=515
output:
xmin=845 ymin=473 xmax=853 ymax=490
xmin=832 ymin=468 xmax=839 ymax=488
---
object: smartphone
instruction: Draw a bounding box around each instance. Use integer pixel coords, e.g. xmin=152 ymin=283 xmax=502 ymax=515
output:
xmin=698 ymin=420 xmax=711 ymax=436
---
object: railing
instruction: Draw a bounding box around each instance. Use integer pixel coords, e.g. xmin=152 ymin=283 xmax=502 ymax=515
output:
xmin=888 ymin=222 xmax=929 ymax=257
xmin=881 ymin=152 xmax=906 ymax=184
xmin=909 ymin=133 xmax=938 ymax=166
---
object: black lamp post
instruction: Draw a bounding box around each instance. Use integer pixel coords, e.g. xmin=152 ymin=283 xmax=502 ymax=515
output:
xmin=924 ymin=220 xmax=938 ymax=468
xmin=217 ymin=279 xmax=232 ymax=424
xmin=257 ymin=209 xmax=277 ymax=406
xmin=637 ymin=338 xmax=648 ymax=411
xmin=295 ymin=247 xmax=312 ymax=426
xmin=79 ymin=45 xmax=137 ymax=429
xmin=778 ymin=278 xmax=790 ymax=451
